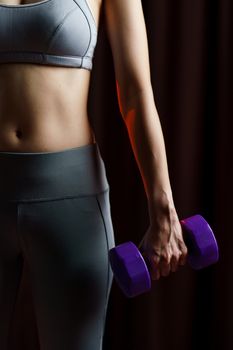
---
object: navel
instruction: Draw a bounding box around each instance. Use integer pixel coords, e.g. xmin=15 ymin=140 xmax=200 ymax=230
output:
xmin=15 ymin=129 xmax=23 ymax=139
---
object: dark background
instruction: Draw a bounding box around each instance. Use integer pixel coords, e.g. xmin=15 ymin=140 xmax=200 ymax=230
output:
xmin=10 ymin=0 xmax=232 ymax=349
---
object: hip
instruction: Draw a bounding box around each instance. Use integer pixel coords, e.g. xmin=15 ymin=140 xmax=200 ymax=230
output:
xmin=0 ymin=141 xmax=109 ymax=203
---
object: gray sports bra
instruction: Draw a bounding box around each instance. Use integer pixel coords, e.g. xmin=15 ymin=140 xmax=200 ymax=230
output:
xmin=0 ymin=0 xmax=98 ymax=70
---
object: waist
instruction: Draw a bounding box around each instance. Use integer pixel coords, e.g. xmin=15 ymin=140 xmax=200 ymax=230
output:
xmin=0 ymin=110 xmax=95 ymax=152
xmin=0 ymin=142 xmax=109 ymax=202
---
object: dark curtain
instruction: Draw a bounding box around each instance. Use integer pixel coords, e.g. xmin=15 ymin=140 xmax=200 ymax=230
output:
xmin=9 ymin=1 xmax=232 ymax=349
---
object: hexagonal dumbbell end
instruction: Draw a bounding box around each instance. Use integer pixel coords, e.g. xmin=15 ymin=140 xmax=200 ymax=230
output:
xmin=109 ymin=214 xmax=219 ymax=298
xmin=180 ymin=214 xmax=219 ymax=270
xmin=109 ymin=241 xmax=151 ymax=298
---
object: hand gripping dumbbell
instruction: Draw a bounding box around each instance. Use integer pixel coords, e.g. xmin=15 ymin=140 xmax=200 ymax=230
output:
xmin=109 ymin=214 xmax=219 ymax=298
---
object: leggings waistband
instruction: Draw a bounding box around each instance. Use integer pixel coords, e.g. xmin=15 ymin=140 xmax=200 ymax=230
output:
xmin=0 ymin=142 xmax=109 ymax=203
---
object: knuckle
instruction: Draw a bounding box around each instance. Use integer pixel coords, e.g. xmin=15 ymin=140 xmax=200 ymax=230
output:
xmin=171 ymin=250 xmax=180 ymax=262
xmin=151 ymin=255 xmax=160 ymax=265
xmin=161 ymin=251 xmax=171 ymax=264
xmin=174 ymin=252 xmax=181 ymax=261
xmin=170 ymin=253 xmax=180 ymax=271
xmin=161 ymin=257 xmax=170 ymax=265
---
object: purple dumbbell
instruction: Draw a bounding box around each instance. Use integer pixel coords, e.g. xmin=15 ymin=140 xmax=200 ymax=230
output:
xmin=109 ymin=214 xmax=219 ymax=298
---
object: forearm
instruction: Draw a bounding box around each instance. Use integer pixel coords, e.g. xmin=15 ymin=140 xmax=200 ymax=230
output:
xmin=120 ymin=86 xmax=175 ymax=218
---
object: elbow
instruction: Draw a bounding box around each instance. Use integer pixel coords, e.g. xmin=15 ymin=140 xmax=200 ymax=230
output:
xmin=116 ymin=81 xmax=154 ymax=119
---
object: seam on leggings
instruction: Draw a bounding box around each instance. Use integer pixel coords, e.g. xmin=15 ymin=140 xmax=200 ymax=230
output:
xmin=6 ymin=188 xmax=110 ymax=204
xmin=95 ymin=193 xmax=110 ymax=303
xmin=95 ymin=192 xmax=112 ymax=347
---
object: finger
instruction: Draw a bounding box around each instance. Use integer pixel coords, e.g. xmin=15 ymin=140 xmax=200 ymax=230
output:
xmin=178 ymin=241 xmax=188 ymax=265
xmin=179 ymin=255 xmax=187 ymax=266
xmin=149 ymin=255 xmax=160 ymax=280
xmin=170 ymin=255 xmax=179 ymax=272
xmin=160 ymin=258 xmax=171 ymax=276
xmin=151 ymin=266 xmax=160 ymax=280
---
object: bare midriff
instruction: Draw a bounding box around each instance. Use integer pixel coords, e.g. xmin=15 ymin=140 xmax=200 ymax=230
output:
xmin=0 ymin=0 xmax=101 ymax=152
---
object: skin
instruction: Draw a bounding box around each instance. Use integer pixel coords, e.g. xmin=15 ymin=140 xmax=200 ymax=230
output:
xmin=0 ymin=0 xmax=188 ymax=280
xmin=0 ymin=0 xmax=101 ymax=152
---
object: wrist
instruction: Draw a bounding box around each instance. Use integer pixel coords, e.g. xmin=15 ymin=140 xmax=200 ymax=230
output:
xmin=148 ymin=188 xmax=175 ymax=207
xmin=147 ymin=189 xmax=176 ymax=224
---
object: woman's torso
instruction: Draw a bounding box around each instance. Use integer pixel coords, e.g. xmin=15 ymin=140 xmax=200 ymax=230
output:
xmin=0 ymin=0 xmax=102 ymax=152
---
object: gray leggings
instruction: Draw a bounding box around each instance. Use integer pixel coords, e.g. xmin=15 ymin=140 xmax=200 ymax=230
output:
xmin=0 ymin=142 xmax=115 ymax=350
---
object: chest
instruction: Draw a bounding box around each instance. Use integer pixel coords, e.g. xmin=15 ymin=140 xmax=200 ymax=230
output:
xmin=0 ymin=0 xmax=99 ymax=26
xmin=0 ymin=0 xmax=98 ymax=69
